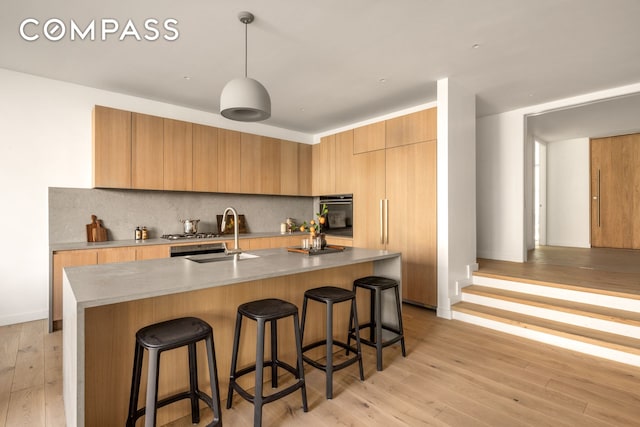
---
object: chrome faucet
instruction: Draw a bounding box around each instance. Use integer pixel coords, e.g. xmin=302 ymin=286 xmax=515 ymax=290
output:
xmin=221 ymin=207 xmax=242 ymax=257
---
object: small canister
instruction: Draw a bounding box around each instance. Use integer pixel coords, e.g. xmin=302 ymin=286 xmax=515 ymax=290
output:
xmin=135 ymin=226 xmax=142 ymax=241
xmin=141 ymin=226 xmax=148 ymax=240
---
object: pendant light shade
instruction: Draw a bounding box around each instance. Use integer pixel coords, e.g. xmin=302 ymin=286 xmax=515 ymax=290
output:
xmin=220 ymin=77 xmax=271 ymax=121
xmin=220 ymin=11 xmax=271 ymax=122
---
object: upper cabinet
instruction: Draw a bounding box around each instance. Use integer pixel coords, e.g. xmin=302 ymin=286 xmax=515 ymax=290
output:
xmin=280 ymin=139 xmax=311 ymax=196
xmin=312 ymin=129 xmax=356 ymax=196
xmin=386 ymin=108 xmax=437 ymax=148
xmin=241 ymin=134 xmax=281 ymax=194
xmin=163 ymin=118 xmax=193 ymax=191
xmin=353 ymin=121 xmax=385 ymax=154
xmin=132 ymin=112 xmax=164 ymax=190
xmin=217 ymin=128 xmax=242 ymax=193
xmin=92 ymin=106 xmax=132 ymax=188
xmin=192 ymin=123 xmax=219 ymax=192
xmin=90 ymin=105 xmax=317 ymax=197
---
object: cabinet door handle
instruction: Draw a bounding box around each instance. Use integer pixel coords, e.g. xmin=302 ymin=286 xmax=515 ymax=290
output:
xmin=597 ymin=169 xmax=601 ymax=227
xmin=384 ymin=199 xmax=389 ymax=244
xmin=380 ymin=199 xmax=384 ymax=244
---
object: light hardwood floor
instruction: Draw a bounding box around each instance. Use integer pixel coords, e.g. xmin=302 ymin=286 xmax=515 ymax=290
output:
xmin=2 ymin=303 xmax=640 ymax=426
xmin=478 ymin=246 xmax=640 ymax=297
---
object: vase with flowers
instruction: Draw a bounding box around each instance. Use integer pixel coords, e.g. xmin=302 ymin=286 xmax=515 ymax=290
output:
xmin=299 ymin=204 xmax=329 ymax=250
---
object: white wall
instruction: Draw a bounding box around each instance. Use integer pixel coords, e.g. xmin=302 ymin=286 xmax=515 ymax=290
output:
xmin=436 ymin=78 xmax=477 ymax=319
xmin=546 ymin=137 xmax=590 ymax=247
xmin=476 ymin=81 xmax=640 ymax=263
xmin=0 ymin=68 xmax=312 ymax=326
xmin=476 ymin=111 xmax=525 ymax=262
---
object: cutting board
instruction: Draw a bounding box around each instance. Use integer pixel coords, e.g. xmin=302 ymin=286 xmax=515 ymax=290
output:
xmin=86 ymin=215 xmax=108 ymax=242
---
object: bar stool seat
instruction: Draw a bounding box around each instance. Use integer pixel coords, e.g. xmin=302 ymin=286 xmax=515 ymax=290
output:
xmin=126 ymin=316 xmax=222 ymax=427
xmin=348 ymin=276 xmax=406 ymax=371
xmin=227 ymin=298 xmax=308 ymax=427
xmin=300 ymin=286 xmax=364 ymax=399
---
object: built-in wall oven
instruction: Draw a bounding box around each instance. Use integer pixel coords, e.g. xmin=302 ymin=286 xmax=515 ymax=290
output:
xmin=318 ymin=194 xmax=353 ymax=238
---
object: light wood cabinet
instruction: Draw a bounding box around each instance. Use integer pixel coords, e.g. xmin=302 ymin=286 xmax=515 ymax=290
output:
xmin=217 ymin=129 xmax=242 ymax=193
xmin=132 ymin=112 xmax=164 ymax=190
xmin=313 ymin=135 xmax=336 ymax=195
xmin=353 ymin=107 xmax=438 ymax=307
xmin=97 ymin=247 xmax=136 ymax=264
xmin=312 ymin=130 xmax=354 ymax=196
xmin=354 ymin=150 xmax=386 ymax=251
xmin=386 ymin=141 xmax=437 ymax=306
xmin=163 ymin=118 xmax=193 ymax=191
xmin=93 ymin=106 xmax=311 ymax=196
xmin=353 ymin=121 xmax=385 ymax=154
xmin=298 ymin=143 xmax=312 ymax=196
xmin=241 ymin=134 xmax=280 ymax=194
xmin=135 ymin=245 xmax=169 ymax=260
xmin=92 ymin=106 xmax=132 ymax=188
xmin=335 ymin=130 xmax=355 ymax=195
xmin=52 ymin=250 xmax=98 ymax=324
xmin=280 ymin=140 xmax=301 ymax=195
xmin=192 ymin=124 xmax=219 ymax=192
xmin=386 ymin=108 xmax=437 ymax=148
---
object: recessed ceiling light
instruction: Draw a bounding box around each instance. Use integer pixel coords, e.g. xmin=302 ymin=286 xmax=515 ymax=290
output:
xmin=472 ymin=43 xmax=480 ymax=49
xmin=378 ymin=78 xmax=388 ymax=84
xmin=183 ymin=76 xmax=191 ymax=80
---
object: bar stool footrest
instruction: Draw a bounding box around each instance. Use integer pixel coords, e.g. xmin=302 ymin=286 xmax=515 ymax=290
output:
xmin=302 ymin=340 xmax=361 ymax=372
xmin=230 ymin=360 xmax=304 ymax=406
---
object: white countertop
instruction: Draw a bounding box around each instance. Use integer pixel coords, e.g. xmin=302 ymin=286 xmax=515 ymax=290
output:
xmin=64 ymin=247 xmax=399 ymax=309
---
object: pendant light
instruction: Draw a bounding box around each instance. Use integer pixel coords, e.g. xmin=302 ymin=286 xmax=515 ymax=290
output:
xmin=220 ymin=11 xmax=271 ymax=122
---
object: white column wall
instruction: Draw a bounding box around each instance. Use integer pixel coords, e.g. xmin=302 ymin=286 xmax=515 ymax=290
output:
xmin=546 ymin=137 xmax=590 ymax=248
xmin=436 ymin=78 xmax=477 ymax=319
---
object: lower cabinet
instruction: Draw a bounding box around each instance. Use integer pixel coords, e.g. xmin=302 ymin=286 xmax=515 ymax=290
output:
xmin=51 ymin=235 xmax=302 ymax=329
xmin=52 ymin=250 xmax=98 ymax=326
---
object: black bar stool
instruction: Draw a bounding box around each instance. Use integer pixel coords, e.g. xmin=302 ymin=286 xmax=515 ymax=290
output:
xmin=300 ymin=286 xmax=364 ymax=399
xmin=126 ymin=316 xmax=222 ymax=427
xmin=227 ymin=298 xmax=308 ymax=427
xmin=348 ymin=276 xmax=406 ymax=371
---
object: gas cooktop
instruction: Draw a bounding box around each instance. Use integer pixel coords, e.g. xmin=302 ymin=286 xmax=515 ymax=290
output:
xmin=161 ymin=232 xmax=221 ymax=240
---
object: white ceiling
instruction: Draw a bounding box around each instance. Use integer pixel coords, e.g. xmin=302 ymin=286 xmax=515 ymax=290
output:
xmin=3 ymin=0 xmax=640 ymax=136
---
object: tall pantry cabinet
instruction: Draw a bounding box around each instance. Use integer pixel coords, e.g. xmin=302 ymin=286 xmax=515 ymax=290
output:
xmin=353 ymin=108 xmax=437 ymax=307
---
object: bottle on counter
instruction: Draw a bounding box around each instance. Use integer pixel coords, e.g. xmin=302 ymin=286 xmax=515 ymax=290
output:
xmin=141 ymin=226 xmax=148 ymax=240
xmin=135 ymin=226 xmax=142 ymax=241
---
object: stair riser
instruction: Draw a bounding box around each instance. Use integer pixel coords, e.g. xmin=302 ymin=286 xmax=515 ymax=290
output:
xmin=472 ymin=276 xmax=640 ymax=312
xmin=452 ymin=311 xmax=640 ymax=367
xmin=462 ymin=293 xmax=640 ymax=339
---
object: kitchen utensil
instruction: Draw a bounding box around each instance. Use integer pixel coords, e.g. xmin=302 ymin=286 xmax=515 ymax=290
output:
xmin=180 ymin=219 xmax=200 ymax=234
xmin=86 ymin=215 xmax=108 ymax=242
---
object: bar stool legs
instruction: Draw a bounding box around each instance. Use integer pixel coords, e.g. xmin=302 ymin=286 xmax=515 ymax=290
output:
xmin=300 ymin=286 xmax=364 ymax=399
xmin=126 ymin=317 xmax=222 ymax=427
xmin=227 ymin=298 xmax=308 ymax=427
xmin=348 ymin=276 xmax=406 ymax=371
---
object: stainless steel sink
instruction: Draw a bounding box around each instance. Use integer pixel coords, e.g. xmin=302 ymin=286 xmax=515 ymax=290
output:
xmin=186 ymin=253 xmax=259 ymax=263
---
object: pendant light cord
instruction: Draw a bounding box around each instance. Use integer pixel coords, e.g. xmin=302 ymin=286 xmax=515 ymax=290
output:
xmin=244 ymin=21 xmax=248 ymax=78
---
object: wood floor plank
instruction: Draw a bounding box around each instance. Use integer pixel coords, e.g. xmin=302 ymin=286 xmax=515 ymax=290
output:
xmin=0 ymin=325 xmax=21 ymax=426
xmin=11 ymin=321 xmax=44 ymax=393
xmin=5 ymin=385 xmax=45 ymax=427
xmin=3 ymin=305 xmax=640 ymax=426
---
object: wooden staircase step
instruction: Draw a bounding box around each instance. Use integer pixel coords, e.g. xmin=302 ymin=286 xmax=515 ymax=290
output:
xmin=462 ymin=285 xmax=640 ymax=327
xmin=474 ymin=265 xmax=640 ymax=300
xmin=452 ymin=301 xmax=640 ymax=356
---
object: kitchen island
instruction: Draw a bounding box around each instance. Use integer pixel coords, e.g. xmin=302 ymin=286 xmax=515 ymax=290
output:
xmin=63 ymin=246 xmax=401 ymax=426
